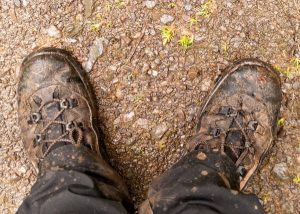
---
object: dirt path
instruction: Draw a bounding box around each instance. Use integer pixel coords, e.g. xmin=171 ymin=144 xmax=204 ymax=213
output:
xmin=0 ymin=0 xmax=299 ymax=213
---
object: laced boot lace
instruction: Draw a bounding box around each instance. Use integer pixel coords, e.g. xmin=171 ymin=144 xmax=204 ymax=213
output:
xmin=195 ymin=105 xmax=258 ymax=176
xmin=28 ymin=92 xmax=84 ymax=157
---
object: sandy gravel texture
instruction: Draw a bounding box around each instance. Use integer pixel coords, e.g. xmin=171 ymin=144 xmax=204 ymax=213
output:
xmin=0 ymin=0 xmax=299 ymax=213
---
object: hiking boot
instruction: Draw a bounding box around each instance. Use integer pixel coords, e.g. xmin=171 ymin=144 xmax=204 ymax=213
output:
xmin=189 ymin=59 xmax=282 ymax=190
xmin=17 ymin=48 xmax=101 ymax=172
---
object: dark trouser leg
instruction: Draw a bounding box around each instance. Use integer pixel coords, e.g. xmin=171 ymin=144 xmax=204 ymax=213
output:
xmin=17 ymin=145 xmax=133 ymax=214
xmin=139 ymin=150 xmax=265 ymax=214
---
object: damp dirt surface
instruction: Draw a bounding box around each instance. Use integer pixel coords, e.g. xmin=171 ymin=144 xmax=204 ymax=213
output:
xmin=0 ymin=0 xmax=299 ymax=213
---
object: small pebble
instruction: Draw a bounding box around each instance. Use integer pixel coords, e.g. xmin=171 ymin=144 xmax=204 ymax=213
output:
xmin=135 ymin=118 xmax=149 ymax=129
xmin=151 ymin=123 xmax=168 ymax=139
xmin=144 ymin=1 xmax=156 ymax=9
xmin=273 ymin=162 xmax=288 ymax=180
xmin=201 ymin=170 xmax=208 ymax=176
xmin=160 ymin=14 xmax=175 ymax=24
xmin=14 ymin=0 xmax=21 ymax=7
xmin=184 ymin=3 xmax=192 ymax=11
xmin=84 ymin=37 xmax=106 ymax=72
xmin=201 ymin=78 xmax=212 ymax=91
xmin=151 ymin=70 xmax=158 ymax=77
xmin=22 ymin=0 xmax=29 ymax=7
xmin=191 ymin=186 xmax=197 ymax=192
xmin=197 ymin=152 xmax=207 ymax=161
xmin=292 ymin=82 xmax=300 ymax=90
xmin=46 ymin=25 xmax=61 ymax=38
xmin=124 ymin=112 xmax=135 ymax=122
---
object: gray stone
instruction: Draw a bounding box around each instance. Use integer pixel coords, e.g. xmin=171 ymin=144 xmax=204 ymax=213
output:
xmin=144 ymin=1 xmax=156 ymax=9
xmin=231 ymin=36 xmax=243 ymax=48
xmin=149 ymin=28 xmax=156 ymax=36
xmin=65 ymin=38 xmax=77 ymax=44
xmin=145 ymin=48 xmax=154 ymax=57
xmin=46 ymin=25 xmax=61 ymax=38
xmin=184 ymin=3 xmax=192 ymax=11
xmin=84 ymin=37 xmax=107 ymax=72
xmin=194 ymin=35 xmax=205 ymax=42
xmin=151 ymin=123 xmax=168 ymax=139
xmin=135 ymin=118 xmax=149 ymax=129
xmin=154 ymin=58 xmax=161 ymax=65
xmin=150 ymin=70 xmax=158 ymax=77
xmin=273 ymin=162 xmax=288 ymax=180
xmin=201 ymin=78 xmax=212 ymax=91
xmin=283 ymin=83 xmax=292 ymax=90
xmin=21 ymin=0 xmax=28 ymax=7
xmin=14 ymin=0 xmax=21 ymax=7
xmin=160 ymin=14 xmax=175 ymax=24
xmin=83 ymin=0 xmax=94 ymax=17
xmin=292 ymin=82 xmax=300 ymax=90
xmin=124 ymin=111 xmax=135 ymax=122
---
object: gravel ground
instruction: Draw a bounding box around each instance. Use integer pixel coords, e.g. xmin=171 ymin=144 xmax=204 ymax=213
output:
xmin=0 ymin=0 xmax=299 ymax=213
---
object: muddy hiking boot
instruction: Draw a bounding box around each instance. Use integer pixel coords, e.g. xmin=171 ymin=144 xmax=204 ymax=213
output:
xmin=17 ymin=48 xmax=134 ymax=213
xmin=17 ymin=48 xmax=103 ymax=172
xmin=189 ymin=59 xmax=282 ymax=190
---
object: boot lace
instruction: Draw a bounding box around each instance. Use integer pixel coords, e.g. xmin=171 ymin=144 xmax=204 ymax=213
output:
xmin=28 ymin=94 xmax=83 ymax=157
xmin=195 ymin=105 xmax=258 ymax=176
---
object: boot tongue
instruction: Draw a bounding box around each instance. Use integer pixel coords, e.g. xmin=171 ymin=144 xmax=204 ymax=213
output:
xmin=225 ymin=131 xmax=245 ymax=162
xmin=44 ymin=101 xmax=65 ymax=139
xmin=223 ymin=112 xmax=246 ymax=163
xmin=41 ymin=101 xmax=69 ymax=153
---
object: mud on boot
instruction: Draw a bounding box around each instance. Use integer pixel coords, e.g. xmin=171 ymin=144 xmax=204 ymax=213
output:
xmin=17 ymin=48 xmax=103 ymax=172
xmin=189 ymin=59 xmax=282 ymax=189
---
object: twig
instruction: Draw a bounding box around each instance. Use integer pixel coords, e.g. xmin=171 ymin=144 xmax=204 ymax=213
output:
xmin=126 ymin=31 xmax=145 ymax=63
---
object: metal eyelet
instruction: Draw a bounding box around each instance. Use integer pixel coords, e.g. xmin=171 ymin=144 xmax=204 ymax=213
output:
xmin=237 ymin=166 xmax=247 ymax=177
xmin=77 ymin=122 xmax=83 ymax=128
xmin=33 ymin=134 xmax=42 ymax=147
xmin=60 ymin=99 xmax=70 ymax=109
xmin=248 ymin=120 xmax=258 ymax=131
xmin=31 ymin=112 xmax=42 ymax=123
xmin=210 ymin=128 xmax=221 ymax=138
xmin=245 ymin=141 xmax=251 ymax=148
xmin=66 ymin=121 xmax=75 ymax=131
xmin=218 ymin=106 xmax=233 ymax=117
xmin=69 ymin=98 xmax=78 ymax=108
